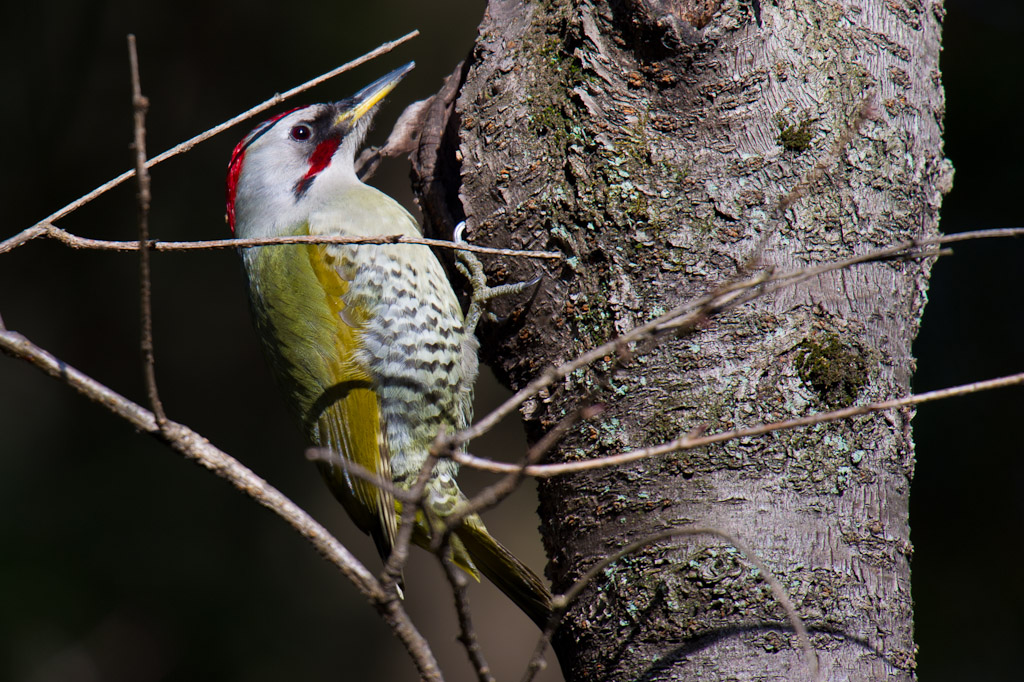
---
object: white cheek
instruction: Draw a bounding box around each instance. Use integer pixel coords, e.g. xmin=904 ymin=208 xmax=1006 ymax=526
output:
xmin=234 ymin=146 xmax=311 ymax=239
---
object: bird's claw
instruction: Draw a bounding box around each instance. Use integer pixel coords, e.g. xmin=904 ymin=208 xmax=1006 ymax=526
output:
xmin=453 ymin=222 xmax=539 ymax=335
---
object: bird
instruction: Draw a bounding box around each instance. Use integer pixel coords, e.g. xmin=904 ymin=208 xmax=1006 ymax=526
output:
xmin=225 ymin=62 xmax=552 ymax=627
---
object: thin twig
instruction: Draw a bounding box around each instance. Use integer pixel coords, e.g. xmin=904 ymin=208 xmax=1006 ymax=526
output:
xmin=306 ymin=447 xmax=419 ymax=504
xmin=423 ymin=407 xmax=593 ymax=618
xmin=440 ymin=557 xmax=496 ymax=682
xmin=382 ymin=448 xmax=438 ymax=594
xmin=450 ymin=270 xmax=773 ymax=450
xmin=0 ymin=32 xmax=420 ymax=255
xmin=777 ymin=92 xmax=877 ymax=215
xmin=450 ymin=405 xmax=603 ymax=529
xmin=0 ymin=328 xmax=443 ymax=681
xmin=733 ymin=91 xmax=878 ymax=283
xmin=0 ymin=225 xmax=47 ymax=255
xmin=128 ymin=35 xmax=167 ymax=429
xmin=447 ymin=226 xmax=1010 ymax=452
xmin=0 ymin=225 xmax=562 ymax=260
xmin=460 ymin=370 xmax=1024 ymax=477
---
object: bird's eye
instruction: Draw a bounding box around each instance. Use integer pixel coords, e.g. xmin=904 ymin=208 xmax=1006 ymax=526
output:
xmin=290 ymin=124 xmax=312 ymax=141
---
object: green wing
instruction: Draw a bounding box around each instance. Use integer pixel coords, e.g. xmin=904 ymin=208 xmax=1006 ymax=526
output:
xmin=306 ymin=241 xmax=398 ymax=560
xmin=244 ymin=233 xmax=398 ymax=560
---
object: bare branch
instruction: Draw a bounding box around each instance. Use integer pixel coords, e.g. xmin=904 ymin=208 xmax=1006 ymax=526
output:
xmin=382 ymin=447 xmax=438 ymax=594
xmin=452 ymin=269 xmax=773 ymax=450
xmin=306 ymin=447 xmax=420 ymax=504
xmin=777 ymin=91 xmax=877 ymax=215
xmin=0 ymin=32 xmax=420 ymax=255
xmin=0 ymin=328 xmax=443 ymax=681
xmin=0 ymin=224 xmax=48 ymax=255
xmin=449 ymin=227 xmax=1022 ymax=453
xmin=440 ymin=557 xmax=496 ymax=682
xmin=128 ymin=34 xmax=167 ymax=429
xmin=1 ymin=224 xmax=562 ymax=260
xmin=452 ymin=405 xmax=604 ymax=528
xmin=460 ymin=370 xmax=1024 ymax=477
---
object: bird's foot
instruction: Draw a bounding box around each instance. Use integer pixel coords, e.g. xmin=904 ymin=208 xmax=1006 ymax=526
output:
xmin=453 ymin=222 xmax=539 ymax=336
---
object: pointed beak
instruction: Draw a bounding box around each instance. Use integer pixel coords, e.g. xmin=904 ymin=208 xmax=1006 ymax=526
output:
xmin=334 ymin=62 xmax=415 ymax=127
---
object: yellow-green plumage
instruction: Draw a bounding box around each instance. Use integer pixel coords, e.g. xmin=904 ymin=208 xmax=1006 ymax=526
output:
xmin=242 ymin=224 xmax=395 ymax=556
xmin=242 ymin=184 xmax=475 ymax=566
xmin=229 ymin=71 xmax=551 ymax=626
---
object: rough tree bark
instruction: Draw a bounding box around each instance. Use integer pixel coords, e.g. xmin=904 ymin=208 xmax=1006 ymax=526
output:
xmin=414 ymin=0 xmax=948 ymax=679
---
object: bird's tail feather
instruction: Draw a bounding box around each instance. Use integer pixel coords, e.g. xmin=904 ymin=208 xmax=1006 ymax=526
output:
xmin=453 ymin=516 xmax=553 ymax=629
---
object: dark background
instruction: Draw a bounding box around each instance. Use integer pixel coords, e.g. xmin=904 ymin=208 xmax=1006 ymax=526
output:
xmin=0 ymin=1 xmax=1020 ymax=680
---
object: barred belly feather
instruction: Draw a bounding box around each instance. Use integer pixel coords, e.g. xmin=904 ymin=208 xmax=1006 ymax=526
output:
xmin=333 ymin=238 xmax=479 ymax=488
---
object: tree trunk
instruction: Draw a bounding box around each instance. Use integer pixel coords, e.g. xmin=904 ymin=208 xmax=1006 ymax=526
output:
xmin=416 ymin=0 xmax=947 ymax=679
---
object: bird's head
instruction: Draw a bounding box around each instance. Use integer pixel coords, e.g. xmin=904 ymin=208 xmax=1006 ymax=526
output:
xmin=226 ymin=62 xmax=414 ymax=236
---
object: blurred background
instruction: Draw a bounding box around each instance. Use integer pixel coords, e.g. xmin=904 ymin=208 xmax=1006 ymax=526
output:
xmin=0 ymin=1 xmax=1020 ymax=680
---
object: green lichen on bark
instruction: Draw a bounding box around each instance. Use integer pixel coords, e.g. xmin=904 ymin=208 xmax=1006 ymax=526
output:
xmin=774 ymin=112 xmax=816 ymax=152
xmin=795 ymin=333 xmax=867 ymax=407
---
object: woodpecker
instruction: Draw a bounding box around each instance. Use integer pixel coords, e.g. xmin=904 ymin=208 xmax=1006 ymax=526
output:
xmin=226 ymin=63 xmax=551 ymax=626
